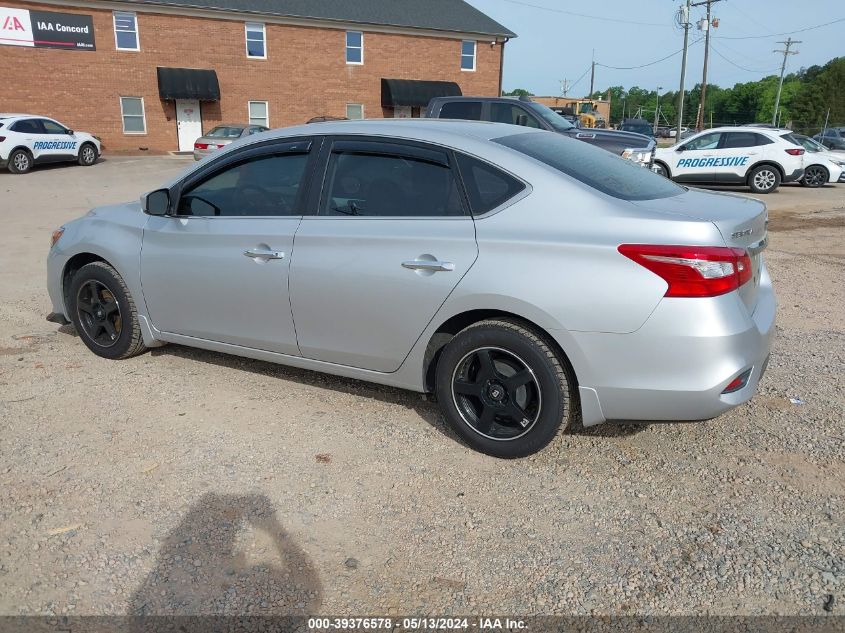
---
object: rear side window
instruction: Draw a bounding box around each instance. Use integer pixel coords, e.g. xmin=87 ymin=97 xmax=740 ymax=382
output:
xmin=490 ymin=103 xmax=541 ymax=128
xmin=439 ymin=101 xmax=482 ymax=121
xmin=322 ymin=146 xmax=465 ymax=217
xmin=12 ymin=119 xmax=44 ymax=134
xmin=456 ymin=153 xmax=525 ymax=215
xmin=722 ymin=132 xmax=770 ymax=148
xmin=495 ymin=131 xmax=683 ymax=201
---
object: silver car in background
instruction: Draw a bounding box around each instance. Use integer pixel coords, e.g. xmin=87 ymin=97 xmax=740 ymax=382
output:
xmin=193 ymin=123 xmax=269 ymax=160
xmin=47 ymin=120 xmax=775 ymax=458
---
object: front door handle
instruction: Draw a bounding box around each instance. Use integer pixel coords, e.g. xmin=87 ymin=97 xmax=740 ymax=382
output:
xmin=401 ymin=259 xmax=455 ymax=272
xmin=244 ymin=248 xmax=285 ymax=260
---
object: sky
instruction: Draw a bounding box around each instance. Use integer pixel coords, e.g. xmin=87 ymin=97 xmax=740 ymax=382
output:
xmin=464 ymin=0 xmax=844 ymax=96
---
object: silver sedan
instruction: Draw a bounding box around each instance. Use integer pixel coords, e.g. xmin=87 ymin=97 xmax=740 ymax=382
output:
xmin=47 ymin=120 xmax=775 ymax=458
xmin=193 ymin=123 xmax=269 ymax=161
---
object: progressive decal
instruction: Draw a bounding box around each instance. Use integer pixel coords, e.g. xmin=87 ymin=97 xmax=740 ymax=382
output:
xmin=33 ymin=140 xmax=78 ymax=150
xmin=677 ymin=156 xmax=749 ymax=168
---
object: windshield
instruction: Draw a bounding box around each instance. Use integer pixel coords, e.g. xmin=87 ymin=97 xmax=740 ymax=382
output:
xmin=524 ymin=102 xmax=575 ymax=132
xmin=206 ymin=126 xmax=244 ymax=139
xmin=495 ymin=131 xmax=683 ymax=201
xmin=779 ymin=132 xmax=802 ymax=146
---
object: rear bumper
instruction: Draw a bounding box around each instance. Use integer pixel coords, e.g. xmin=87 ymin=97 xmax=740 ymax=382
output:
xmin=783 ymin=168 xmax=804 ymax=183
xmin=561 ymin=261 xmax=776 ymax=426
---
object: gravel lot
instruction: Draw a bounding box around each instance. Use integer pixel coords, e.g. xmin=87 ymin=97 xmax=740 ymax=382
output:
xmin=0 ymin=156 xmax=843 ymax=617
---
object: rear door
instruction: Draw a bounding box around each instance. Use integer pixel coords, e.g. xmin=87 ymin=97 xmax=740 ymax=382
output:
xmin=289 ymin=137 xmax=477 ymax=372
xmin=713 ymin=131 xmax=770 ymax=183
xmin=671 ymin=131 xmax=722 ymax=183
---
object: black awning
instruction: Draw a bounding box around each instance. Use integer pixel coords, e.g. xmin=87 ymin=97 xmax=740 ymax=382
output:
xmin=381 ymin=79 xmax=462 ymax=108
xmin=156 ymin=67 xmax=220 ymax=101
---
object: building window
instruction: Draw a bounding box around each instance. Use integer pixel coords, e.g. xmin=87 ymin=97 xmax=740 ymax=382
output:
xmin=248 ymin=101 xmax=269 ymax=127
xmin=346 ymin=104 xmax=364 ymax=120
xmin=245 ymin=22 xmax=266 ymax=58
xmin=113 ymin=12 xmax=139 ymax=51
xmin=346 ymin=31 xmax=363 ymax=64
xmin=461 ymin=40 xmax=476 ymax=71
xmin=120 ymin=97 xmax=146 ymax=134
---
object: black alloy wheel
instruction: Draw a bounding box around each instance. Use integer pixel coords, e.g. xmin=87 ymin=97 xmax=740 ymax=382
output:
xmin=76 ymin=279 xmax=122 ymax=347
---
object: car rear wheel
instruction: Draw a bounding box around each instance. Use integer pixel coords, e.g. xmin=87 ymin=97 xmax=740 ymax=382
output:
xmin=8 ymin=149 xmax=32 ymax=174
xmin=68 ymin=261 xmax=147 ymax=360
xmin=434 ymin=318 xmax=575 ymax=458
xmin=801 ymin=165 xmax=828 ymax=188
xmin=78 ymin=143 xmax=98 ymax=167
xmin=747 ymin=165 xmax=781 ymax=194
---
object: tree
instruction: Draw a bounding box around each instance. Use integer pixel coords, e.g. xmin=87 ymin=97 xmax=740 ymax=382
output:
xmin=504 ymin=88 xmax=533 ymax=97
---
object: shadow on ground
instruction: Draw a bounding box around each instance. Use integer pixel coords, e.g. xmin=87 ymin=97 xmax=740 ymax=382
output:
xmin=128 ymin=493 xmax=322 ymax=618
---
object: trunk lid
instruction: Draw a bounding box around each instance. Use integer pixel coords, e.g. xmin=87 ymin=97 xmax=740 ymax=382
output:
xmin=631 ymin=188 xmax=768 ymax=312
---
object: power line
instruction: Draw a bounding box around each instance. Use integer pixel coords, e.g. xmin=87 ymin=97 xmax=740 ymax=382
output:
xmin=717 ymin=16 xmax=845 ymax=40
xmin=567 ymin=65 xmax=593 ymax=93
xmin=709 ymin=43 xmax=779 ymax=74
xmin=596 ymin=38 xmax=702 ymax=70
xmin=498 ymin=0 xmax=670 ymax=27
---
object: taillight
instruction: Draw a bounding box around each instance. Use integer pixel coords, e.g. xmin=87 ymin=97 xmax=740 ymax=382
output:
xmin=618 ymin=244 xmax=753 ymax=298
xmin=194 ymin=142 xmax=208 ymax=150
xmin=784 ymin=148 xmax=804 ymax=155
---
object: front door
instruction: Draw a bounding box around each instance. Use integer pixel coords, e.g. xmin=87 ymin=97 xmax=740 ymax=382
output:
xmin=290 ymin=138 xmax=477 ymax=372
xmin=141 ymin=140 xmax=314 ymax=354
xmin=175 ymin=99 xmax=202 ymax=152
xmin=671 ymin=131 xmax=723 ymax=183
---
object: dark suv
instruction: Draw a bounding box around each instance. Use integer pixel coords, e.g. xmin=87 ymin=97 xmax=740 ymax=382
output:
xmin=813 ymin=127 xmax=845 ymax=151
xmin=425 ymin=96 xmax=655 ymax=167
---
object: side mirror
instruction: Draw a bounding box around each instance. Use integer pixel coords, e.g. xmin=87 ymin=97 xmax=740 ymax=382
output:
xmin=515 ymin=114 xmax=529 ymax=127
xmin=65 ymin=129 xmax=74 ymax=135
xmin=675 ymin=145 xmax=685 ymax=152
xmin=143 ymin=188 xmax=171 ymax=216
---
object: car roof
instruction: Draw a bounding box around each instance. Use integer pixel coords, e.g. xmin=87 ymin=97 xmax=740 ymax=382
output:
xmin=280 ymin=117 xmax=539 ymax=142
xmin=692 ymin=126 xmax=793 ymax=135
xmin=0 ymin=113 xmax=37 ymax=120
xmin=208 ymin=123 xmax=250 ymax=129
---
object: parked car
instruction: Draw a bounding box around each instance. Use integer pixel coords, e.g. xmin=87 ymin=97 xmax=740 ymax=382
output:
xmin=425 ymin=96 xmax=655 ymax=168
xmin=669 ymin=127 xmax=694 ymax=139
xmin=656 ymin=126 xmax=672 ymax=138
xmin=47 ymin=120 xmax=774 ymax=458
xmin=0 ymin=113 xmax=100 ymax=174
xmin=620 ymin=118 xmax=655 ymax=137
xmin=792 ymin=134 xmax=845 ymax=186
xmin=813 ymin=127 xmax=845 ymax=151
xmin=653 ymin=127 xmax=805 ymax=193
xmin=193 ymin=124 xmax=269 ymax=161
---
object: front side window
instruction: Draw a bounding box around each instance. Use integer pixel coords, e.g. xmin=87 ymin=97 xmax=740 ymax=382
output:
xmin=490 ymin=103 xmax=541 ymax=129
xmin=40 ymin=119 xmax=68 ymax=134
xmin=495 ymin=131 xmax=683 ymax=201
xmin=456 ymin=154 xmax=525 ymax=216
xmin=177 ymin=151 xmax=309 ymax=217
xmin=346 ymin=104 xmax=364 ymax=120
xmin=120 ymin=97 xmax=146 ymax=134
xmin=113 ymin=11 xmax=138 ymax=51
xmin=439 ymin=101 xmax=482 ymax=120
xmin=461 ymin=40 xmax=476 ymax=71
xmin=346 ymin=31 xmax=363 ymax=64
xmin=322 ymin=147 xmax=465 ymax=217
xmin=245 ymin=22 xmax=266 ymax=58
xmin=248 ymin=101 xmax=269 ymax=127
xmin=682 ymin=132 xmax=722 ymax=151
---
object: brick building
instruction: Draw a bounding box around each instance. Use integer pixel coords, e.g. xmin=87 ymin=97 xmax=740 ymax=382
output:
xmin=1 ymin=0 xmax=514 ymax=153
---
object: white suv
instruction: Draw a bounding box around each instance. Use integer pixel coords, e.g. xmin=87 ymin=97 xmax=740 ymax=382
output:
xmin=654 ymin=127 xmax=805 ymax=194
xmin=0 ymin=113 xmax=100 ymax=174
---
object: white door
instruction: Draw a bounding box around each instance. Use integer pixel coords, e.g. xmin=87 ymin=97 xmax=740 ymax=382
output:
xmin=175 ymin=99 xmax=202 ymax=152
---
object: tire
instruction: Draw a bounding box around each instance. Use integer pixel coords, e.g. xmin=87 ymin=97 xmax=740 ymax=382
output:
xmin=68 ymin=261 xmax=147 ymax=360
xmin=8 ymin=148 xmax=32 ymax=174
xmin=747 ymin=164 xmax=781 ymax=194
xmin=434 ymin=318 xmax=575 ymax=458
xmin=653 ymin=162 xmax=669 ymax=178
xmin=78 ymin=142 xmax=98 ymax=167
xmin=801 ymin=165 xmax=828 ymax=188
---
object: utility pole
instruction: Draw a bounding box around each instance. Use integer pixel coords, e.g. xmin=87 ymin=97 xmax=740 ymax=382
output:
xmin=772 ymin=37 xmax=800 ymax=126
xmin=654 ymin=86 xmax=663 ymax=133
xmin=675 ymin=0 xmax=691 ymax=140
xmin=693 ymin=0 xmax=722 ymax=132
xmin=560 ymin=79 xmax=571 ymax=97
xmin=589 ymin=49 xmax=596 ymax=97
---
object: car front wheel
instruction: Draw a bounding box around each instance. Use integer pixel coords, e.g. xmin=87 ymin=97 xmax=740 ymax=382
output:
xmin=653 ymin=162 xmax=669 ymax=178
xmin=801 ymin=165 xmax=828 ymax=188
xmin=78 ymin=142 xmax=98 ymax=167
xmin=68 ymin=261 xmax=147 ymax=360
xmin=8 ymin=149 xmax=33 ymax=174
xmin=748 ymin=165 xmax=781 ymax=194
xmin=434 ymin=318 xmax=575 ymax=458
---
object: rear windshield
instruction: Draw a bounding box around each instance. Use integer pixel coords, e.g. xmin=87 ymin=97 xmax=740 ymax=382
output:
xmin=495 ymin=131 xmax=684 ymax=201
xmin=206 ymin=126 xmax=244 ymax=138
xmin=622 ymin=123 xmax=653 ymax=136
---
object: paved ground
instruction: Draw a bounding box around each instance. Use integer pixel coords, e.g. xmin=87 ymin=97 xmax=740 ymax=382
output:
xmin=0 ymin=156 xmax=843 ymax=617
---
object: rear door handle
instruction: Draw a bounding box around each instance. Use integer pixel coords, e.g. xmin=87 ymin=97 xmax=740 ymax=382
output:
xmin=401 ymin=259 xmax=455 ymax=272
xmin=244 ymin=248 xmax=285 ymax=260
